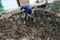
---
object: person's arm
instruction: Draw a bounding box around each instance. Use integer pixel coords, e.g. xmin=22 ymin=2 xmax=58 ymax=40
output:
xmin=21 ymin=6 xmax=23 ymax=10
xmin=21 ymin=6 xmax=25 ymax=11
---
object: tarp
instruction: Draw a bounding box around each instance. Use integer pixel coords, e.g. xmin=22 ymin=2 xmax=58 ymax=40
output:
xmin=1 ymin=0 xmax=18 ymax=10
xmin=29 ymin=0 xmax=54 ymax=7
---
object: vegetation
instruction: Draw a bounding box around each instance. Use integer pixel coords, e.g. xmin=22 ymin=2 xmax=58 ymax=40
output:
xmin=0 ymin=2 xmax=4 ymax=12
xmin=51 ymin=0 xmax=60 ymax=13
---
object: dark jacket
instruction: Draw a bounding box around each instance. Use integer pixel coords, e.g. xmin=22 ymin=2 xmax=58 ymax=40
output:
xmin=21 ymin=5 xmax=32 ymax=15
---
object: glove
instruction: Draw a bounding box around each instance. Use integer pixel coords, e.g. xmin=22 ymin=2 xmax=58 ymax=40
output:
xmin=22 ymin=9 xmax=25 ymax=11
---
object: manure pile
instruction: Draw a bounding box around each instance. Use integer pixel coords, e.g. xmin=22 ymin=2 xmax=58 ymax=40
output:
xmin=0 ymin=8 xmax=60 ymax=40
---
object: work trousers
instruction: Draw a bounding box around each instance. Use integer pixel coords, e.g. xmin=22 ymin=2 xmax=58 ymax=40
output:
xmin=24 ymin=13 xmax=34 ymax=22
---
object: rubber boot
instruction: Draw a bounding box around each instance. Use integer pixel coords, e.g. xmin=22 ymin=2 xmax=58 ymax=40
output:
xmin=23 ymin=13 xmax=27 ymax=24
xmin=31 ymin=17 xmax=36 ymax=22
xmin=23 ymin=20 xmax=26 ymax=24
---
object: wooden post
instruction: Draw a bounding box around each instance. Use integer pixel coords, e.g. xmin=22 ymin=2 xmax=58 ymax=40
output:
xmin=17 ymin=0 xmax=20 ymax=6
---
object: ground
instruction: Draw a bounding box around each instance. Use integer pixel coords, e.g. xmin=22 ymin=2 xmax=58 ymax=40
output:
xmin=0 ymin=8 xmax=60 ymax=40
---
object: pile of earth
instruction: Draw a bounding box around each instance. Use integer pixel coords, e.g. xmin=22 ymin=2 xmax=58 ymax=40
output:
xmin=0 ymin=8 xmax=60 ymax=40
